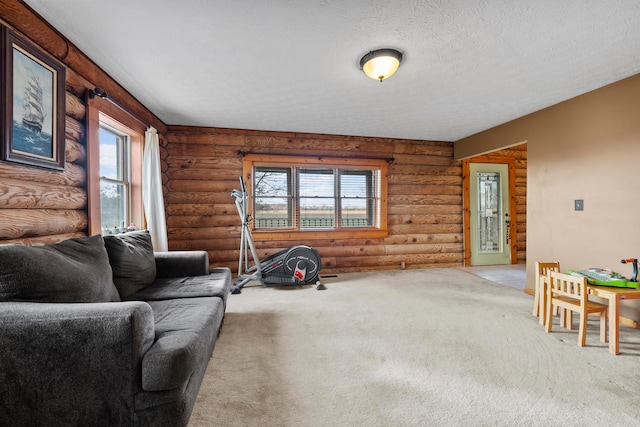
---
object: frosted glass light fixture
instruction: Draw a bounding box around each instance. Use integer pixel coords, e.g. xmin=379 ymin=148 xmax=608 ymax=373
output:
xmin=360 ymin=49 xmax=403 ymax=82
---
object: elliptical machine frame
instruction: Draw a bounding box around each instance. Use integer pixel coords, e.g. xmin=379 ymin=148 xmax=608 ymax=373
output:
xmin=230 ymin=176 xmax=323 ymax=294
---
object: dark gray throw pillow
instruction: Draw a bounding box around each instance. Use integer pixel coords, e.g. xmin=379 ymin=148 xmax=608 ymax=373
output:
xmin=103 ymin=230 xmax=156 ymax=298
xmin=0 ymin=234 xmax=120 ymax=302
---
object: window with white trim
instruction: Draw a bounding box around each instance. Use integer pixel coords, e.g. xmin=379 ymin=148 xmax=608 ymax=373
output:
xmin=243 ymin=154 xmax=388 ymax=240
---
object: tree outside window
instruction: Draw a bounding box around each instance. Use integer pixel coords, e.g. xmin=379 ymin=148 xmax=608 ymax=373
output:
xmin=244 ymin=154 xmax=388 ymax=240
xmin=99 ymin=125 xmax=130 ymax=234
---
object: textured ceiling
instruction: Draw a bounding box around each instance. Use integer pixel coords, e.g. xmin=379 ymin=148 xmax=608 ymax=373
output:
xmin=23 ymin=0 xmax=640 ymax=141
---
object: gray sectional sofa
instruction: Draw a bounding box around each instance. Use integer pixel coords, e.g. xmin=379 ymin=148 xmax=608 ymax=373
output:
xmin=0 ymin=230 xmax=231 ymax=426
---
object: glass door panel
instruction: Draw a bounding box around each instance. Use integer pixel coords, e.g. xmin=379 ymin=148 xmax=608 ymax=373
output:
xmin=477 ymin=171 xmax=502 ymax=254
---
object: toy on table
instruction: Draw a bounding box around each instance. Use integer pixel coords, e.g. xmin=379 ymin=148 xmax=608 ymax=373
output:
xmin=568 ymin=259 xmax=639 ymax=289
xmin=620 ymin=258 xmax=638 ymax=281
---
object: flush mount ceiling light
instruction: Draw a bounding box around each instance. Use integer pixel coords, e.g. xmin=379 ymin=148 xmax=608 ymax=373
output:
xmin=360 ymin=48 xmax=403 ymax=82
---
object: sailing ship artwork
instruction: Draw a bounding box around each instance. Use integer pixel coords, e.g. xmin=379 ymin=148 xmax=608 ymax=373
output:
xmin=22 ymin=76 xmax=45 ymax=133
xmin=1 ymin=26 xmax=65 ymax=170
xmin=11 ymin=46 xmax=55 ymax=160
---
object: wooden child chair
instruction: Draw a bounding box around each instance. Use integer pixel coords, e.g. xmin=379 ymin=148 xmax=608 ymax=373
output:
xmin=533 ymin=261 xmax=560 ymax=325
xmin=544 ymin=271 xmax=607 ymax=346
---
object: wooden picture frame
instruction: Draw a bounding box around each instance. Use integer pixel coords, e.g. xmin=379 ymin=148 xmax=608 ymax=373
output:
xmin=1 ymin=26 xmax=65 ymax=170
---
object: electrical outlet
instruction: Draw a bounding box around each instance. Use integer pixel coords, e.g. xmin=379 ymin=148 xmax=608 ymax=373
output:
xmin=574 ymin=199 xmax=584 ymax=211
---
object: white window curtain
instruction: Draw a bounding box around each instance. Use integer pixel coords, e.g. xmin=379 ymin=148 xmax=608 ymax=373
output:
xmin=143 ymin=127 xmax=168 ymax=251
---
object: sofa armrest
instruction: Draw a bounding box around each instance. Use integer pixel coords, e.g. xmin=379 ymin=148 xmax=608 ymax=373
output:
xmin=0 ymin=301 xmax=155 ymax=425
xmin=154 ymin=250 xmax=210 ymax=278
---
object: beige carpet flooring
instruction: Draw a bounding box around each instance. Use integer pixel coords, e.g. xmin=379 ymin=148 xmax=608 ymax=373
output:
xmin=189 ymin=268 xmax=640 ymax=426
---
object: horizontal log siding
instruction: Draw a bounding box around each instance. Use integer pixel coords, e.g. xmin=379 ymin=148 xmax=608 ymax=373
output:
xmin=165 ymin=127 xmax=464 ymax=274
xmin=511 ymin=144 xmax=528 ymax=263
xmin=0 ymin=89 xmax=88 ymax=245
xmin=0 ymin=3 xmax=526 ymax=265
xmin=0 ymin=4 xmax=165 ymax=246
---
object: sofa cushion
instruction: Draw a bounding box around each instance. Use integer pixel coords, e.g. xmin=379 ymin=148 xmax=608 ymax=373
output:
xmin=142 ymin=297 xmax=224 ymax=391
xmin=103 ymin=230 xmax=156 ymax=299
xmin=155 ymin=251 xmax=210 ymax=278
xmin=126 ymin=267 xmax=231 ymax=306
xmin=0 ymin=235 xmax=120 ymax=303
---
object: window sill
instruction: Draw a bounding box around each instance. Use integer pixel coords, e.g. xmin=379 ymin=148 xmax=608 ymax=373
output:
xmin=252 ymin=228 xmax=388 ymax=241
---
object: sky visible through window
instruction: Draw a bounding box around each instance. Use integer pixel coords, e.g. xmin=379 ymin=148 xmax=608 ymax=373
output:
xmin=256 ymin=170 xmax=369 ymax=202
xmin=255 ymin=168 xmax=375 ymax=228
xmin=99 ymin=127 xmax=119 ymax=179
xmin=99 ymin=127 xmax=126 ymax=231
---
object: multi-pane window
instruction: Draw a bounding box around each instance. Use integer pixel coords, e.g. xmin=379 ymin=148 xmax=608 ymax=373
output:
xmin=99 ymin=125 xmax=130 ymax=234
xmin=249 ymin=156 xmax=386 ymax=238
xmin=87 ymin=99 xmax=143 ymax=236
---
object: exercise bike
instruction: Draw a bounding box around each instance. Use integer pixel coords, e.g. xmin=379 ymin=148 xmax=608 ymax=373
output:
xmin=230 ymin=177 xmax=323 ymax=294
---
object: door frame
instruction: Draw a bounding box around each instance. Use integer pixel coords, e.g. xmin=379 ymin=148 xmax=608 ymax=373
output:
xmin=462 ymin=155 xmax=517 ymax=266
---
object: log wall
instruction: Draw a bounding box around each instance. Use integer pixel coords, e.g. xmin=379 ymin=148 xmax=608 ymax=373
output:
xmin=165 ymin=130 xmax=527 ymax=274
xmin=0 ymin=1 xmax=527 ymax=268
xmin=0 ymin=3 xmax=165 ymax=245
xmin=492 ymin=144 xmax=527 ymax=263
xmin=0 ymin=82 xmax=87 ymax=245
xmin=165 ymin=127 xmax=466 ymax=274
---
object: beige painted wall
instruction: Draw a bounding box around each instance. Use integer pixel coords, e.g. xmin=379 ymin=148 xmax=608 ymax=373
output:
xmin=455 ymin=73 xmax=640 ymax=320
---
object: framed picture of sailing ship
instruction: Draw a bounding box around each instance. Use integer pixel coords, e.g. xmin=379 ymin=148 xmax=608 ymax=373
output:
xmin=1 ymin=26 xmax=65 ymax=170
